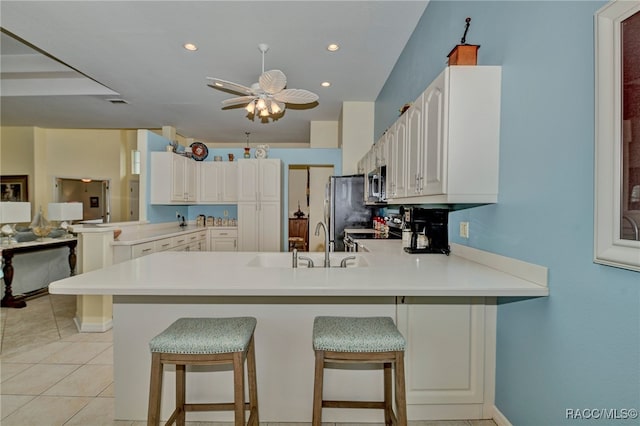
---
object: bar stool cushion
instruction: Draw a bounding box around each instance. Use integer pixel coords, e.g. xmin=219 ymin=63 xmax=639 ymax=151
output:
xmin=313 ymin=316 xmax=405 ymax=353
xmin=149 ymin=317 xmax=257 ymax=354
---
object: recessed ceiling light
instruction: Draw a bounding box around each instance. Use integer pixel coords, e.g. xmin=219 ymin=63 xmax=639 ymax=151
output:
xmin=321 ymin=82 xmax=331 ymax=87
xmin=327 ymin=43 xmax=339 ymax=52
xmin=183 ymin=43 xmax=198 ymax=51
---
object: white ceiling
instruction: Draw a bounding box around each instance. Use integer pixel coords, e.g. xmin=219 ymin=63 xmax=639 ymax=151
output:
xmin=0 ymin=1 xmax=429 ymax=145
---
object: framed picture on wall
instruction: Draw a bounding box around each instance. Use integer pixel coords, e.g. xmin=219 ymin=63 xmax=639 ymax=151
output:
xmin=0 ymin=175 xmax=28 ymax=202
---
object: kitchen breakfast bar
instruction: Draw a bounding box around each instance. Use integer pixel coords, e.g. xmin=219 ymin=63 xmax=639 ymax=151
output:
xmin=49 ymin=240 xmax=548 ymax=423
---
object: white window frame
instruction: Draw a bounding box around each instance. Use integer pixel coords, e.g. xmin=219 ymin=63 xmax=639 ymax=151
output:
xmin=594 ymin=0 xmax=640 ymax=272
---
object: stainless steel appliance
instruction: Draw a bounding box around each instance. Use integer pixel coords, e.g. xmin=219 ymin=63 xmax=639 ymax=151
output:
xmin=403 ymin=207 xmax=451 ymax=255
xmin=367 ymin=165 xmax=387 ymax=204
xmin=325 ymin=175 xmax=373 ymax=251
xmin=344 ymin=227 xmax=402 ymax=252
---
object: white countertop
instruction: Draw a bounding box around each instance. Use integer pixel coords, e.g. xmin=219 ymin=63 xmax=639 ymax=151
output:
xmin=49 ymin=240 xmax=549 ymax=298
xmin=110 ymin=226 xmax=235 ymax=246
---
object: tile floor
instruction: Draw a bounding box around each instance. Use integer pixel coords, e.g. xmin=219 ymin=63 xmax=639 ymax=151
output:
xmin=1 ymin=294 xmax=497 ymax=426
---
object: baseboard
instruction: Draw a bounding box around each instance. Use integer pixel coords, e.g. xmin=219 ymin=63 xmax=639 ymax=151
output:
xmin=74 ymin=316 xmax=113 ymax=332
xmin=493 ymin=405 xmax=513 ymax=426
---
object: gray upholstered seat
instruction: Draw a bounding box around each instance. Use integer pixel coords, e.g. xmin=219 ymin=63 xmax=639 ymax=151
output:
xmin=313 ymin=316 xmax=406 ymax=353
xmin=149 ymin=317 xmax=257 ymax=354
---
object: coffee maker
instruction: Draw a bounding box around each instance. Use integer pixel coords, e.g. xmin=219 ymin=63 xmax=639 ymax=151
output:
xmin=403 ymin=207 xmax=450 ymax=255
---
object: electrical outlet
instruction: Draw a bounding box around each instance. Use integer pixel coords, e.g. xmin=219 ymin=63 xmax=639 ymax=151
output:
xmin=459 ymin=222 xmax=469 ymax=239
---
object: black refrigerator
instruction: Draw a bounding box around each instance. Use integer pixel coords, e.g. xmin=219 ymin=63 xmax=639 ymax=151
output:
xmin=324 ymin=175 xmax=373 ymax=251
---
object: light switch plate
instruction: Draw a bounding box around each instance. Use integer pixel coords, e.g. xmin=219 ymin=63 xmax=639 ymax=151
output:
xmin=460 ymin=222 xmax=469 ymax=239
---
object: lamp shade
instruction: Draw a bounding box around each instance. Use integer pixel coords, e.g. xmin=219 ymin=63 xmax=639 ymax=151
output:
xmin=48 ymin=202 xmax=83 ymax=221
xmin=0 ymin=202 xmax=31 ymax=224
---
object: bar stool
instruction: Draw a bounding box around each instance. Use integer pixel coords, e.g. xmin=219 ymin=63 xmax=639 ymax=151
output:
xmin=147 ymin=317 xmax=259 ymax=426
xmin=311 ymin=316 xmax=407 ymax=425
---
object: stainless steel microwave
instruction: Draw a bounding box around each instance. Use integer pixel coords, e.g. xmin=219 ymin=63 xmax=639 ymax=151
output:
xmin=367 ymin=166 xmax=387 ymax=204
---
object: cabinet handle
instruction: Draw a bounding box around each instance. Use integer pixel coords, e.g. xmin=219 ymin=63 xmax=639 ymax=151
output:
xmin=234 ymin=240 xmax=237 ymax=248
xmin=142 ymin=248 xmax=152 ymax=253
xmin=219 ymin=232 xmax=228 ymax=236
xmin=161 ymin=243 xmax=170 ymax=248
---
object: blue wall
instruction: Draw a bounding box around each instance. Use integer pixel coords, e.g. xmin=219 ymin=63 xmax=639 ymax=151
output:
xmin=377 ymin=1 xmax=639 ymax=425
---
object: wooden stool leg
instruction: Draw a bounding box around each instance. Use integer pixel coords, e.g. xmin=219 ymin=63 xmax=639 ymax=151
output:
xmin=176 ymin=364 xmax=186 ymax=426
xmin=246 ymin=336 xmax=260 ymax=425
xmin=383 ymin=361 xmax=393 ymax=425
xmin=394 ymin=352 xmax=407 ymax=426
xmin=147 ymin=353 xmax=163 ymax=426
xmin=312 ymin=350 xmax=325 ymax=426
xmin=233 ymin=351 xmax=246 ymax=426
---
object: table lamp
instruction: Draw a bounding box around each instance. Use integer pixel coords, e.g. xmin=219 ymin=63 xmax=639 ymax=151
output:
xmin=0 ymin=202 xmax=31 ymax=244
xmin=48 ymin=202 xmax=83 ymax=238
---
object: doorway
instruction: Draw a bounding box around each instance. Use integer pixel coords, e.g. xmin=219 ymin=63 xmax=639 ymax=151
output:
xmin=288 ymin=165 xmax=334 ymax=252
xmin=54 ymin=178 xmax=111 ymax=223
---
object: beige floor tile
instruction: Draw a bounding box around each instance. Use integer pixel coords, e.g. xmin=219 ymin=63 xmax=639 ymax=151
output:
xmin=0 ymin=395 xmax=90 ymax=426
xmin=62 ymin=329 xmax=113 ymax=343
xmin=0 ymin=340 xmax=74 ymax=362
xmin=40 ymin=341 xmax=112 ymax=364
xmin=468 ymin=421 xmax=496 ymax=426
xmin=43 ymin=364 xmax=113 ymax=397
xmin=0 ymin=394 xmax=35 ymax=420
xmin=88 ymin=345 xmax=114 ymax=364
xmin=1 ymin=327 xmax=62 ymax=355
xmin=0 ymin=362 xmax=33 ymax=383
xmin=64 ymin=396 xmax=132 ymax=425
xmin=409 ymin=422 xmax=471 ymax=426
xmin=99 ymin=382 xmax=115 ymax=397
xmin=0 ymin=363 xmax=80 ymax=395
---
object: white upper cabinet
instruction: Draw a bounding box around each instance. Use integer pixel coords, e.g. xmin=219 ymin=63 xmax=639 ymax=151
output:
xmin=199 ymin=162 xmax=238 ymax=203
xmin=362 ymin=65 xmax=501 ymax=204
xmin=237 ymin=159 xmax=281 ymax=202
xmin=150 ymin=152 xmax=197 ymax=204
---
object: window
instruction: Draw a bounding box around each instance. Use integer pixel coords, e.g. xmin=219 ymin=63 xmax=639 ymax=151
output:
xmin=594 ymin=0 xmax=640 ymax=271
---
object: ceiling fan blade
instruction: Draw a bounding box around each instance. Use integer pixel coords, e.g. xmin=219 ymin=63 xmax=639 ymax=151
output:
xmin=206 ymin=77 xmax=254 ymax=96
xmin=259 ymin=70 xmax=287 ymax=94
xmin=273 ymin=88 xmax=319 ymax=104
xmin=221 ymin=96 xmax=256 ymax=107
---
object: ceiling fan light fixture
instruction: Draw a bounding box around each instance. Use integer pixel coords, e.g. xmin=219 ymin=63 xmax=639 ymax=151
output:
xmin=270 ymin=101 xmax=284 ymax=114
xmin=259 ymin=108 xmax=270 ymax=117
xmin=256 ymin=98 xmax=267 ymax=110
xmin=246 ymin=101 xmax=256 ymax=114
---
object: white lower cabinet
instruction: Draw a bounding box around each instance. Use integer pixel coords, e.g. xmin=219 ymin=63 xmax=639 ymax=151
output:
xmin=209 ymin=228 xmax=237 ymax=251
xmin=396 ymin=296 xmax=495 ymax=419
xmin=238 ymin=202 xmax=281 ymax=251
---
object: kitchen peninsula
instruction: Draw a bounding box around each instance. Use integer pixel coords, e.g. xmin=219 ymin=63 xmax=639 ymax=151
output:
xmin=49 ymin=242 xmax=548 ymax=423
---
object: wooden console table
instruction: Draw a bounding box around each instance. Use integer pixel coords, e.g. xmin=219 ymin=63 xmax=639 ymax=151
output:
xmin=1 ymin=238 xmax=77 ymax=308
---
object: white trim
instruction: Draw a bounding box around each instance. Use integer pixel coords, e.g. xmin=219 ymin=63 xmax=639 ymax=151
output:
xmin=74 ymin=316 xmax=113 ymax=333
xmin=594 ymin=0 xmax=640 ymax=272
xmin=493 ymin=405 xmax=514 ymax=426
xmin=451 ymin=243 xmax=548 ymax=287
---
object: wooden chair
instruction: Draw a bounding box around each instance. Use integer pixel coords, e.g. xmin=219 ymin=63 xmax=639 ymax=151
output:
xmin=147 ymin=317 xmax=259 ymax=426
xmin=311 ymin=316 xmax=407 ymax=425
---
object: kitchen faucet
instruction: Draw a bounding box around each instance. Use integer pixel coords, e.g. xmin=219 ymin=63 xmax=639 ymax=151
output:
xmin=314 ymin=221 xmax=330 ymax=267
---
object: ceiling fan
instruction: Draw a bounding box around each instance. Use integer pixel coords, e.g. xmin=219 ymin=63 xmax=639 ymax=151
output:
xmin=207 ymin=44 xmax=319 ymax=120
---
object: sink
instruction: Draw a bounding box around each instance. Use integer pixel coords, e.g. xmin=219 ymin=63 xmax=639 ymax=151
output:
xmin=246 ymin=253 xmax=368 ymax=268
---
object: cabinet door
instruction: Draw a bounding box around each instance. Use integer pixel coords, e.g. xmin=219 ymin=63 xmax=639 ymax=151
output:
xmin=200 ymin=162 xmax=222 ymax=202
xmin=406 ymin=94 xmax=424 ymax=196
xmin=396 ymin=297 xmax=486 ymax=405
xmin=237 ymin=203 xmax=258 ymax=251
xmin=259 ymin=159 xmax=281 ymax=202
xmin=185 ymin=160 xmax=197 ymax=201
xmin=258 ymin=201 xmax=281 ymax=251
xmin=421 ymin=71 xmax=446 ymax=195
xmin=210 ymin=238 xmax=237 ymax=251
xmin=222 ymin=162 xmax=238 ymax=202
xmin=393 ymin=117 xmax=407 ymax=197
xmin=237 ymin=160 xmax=259 ymax=201
xmin=171 ymin=155 xmax=187 ymax=201
xmin=385 ymin=129 xmax=397 ymax=197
